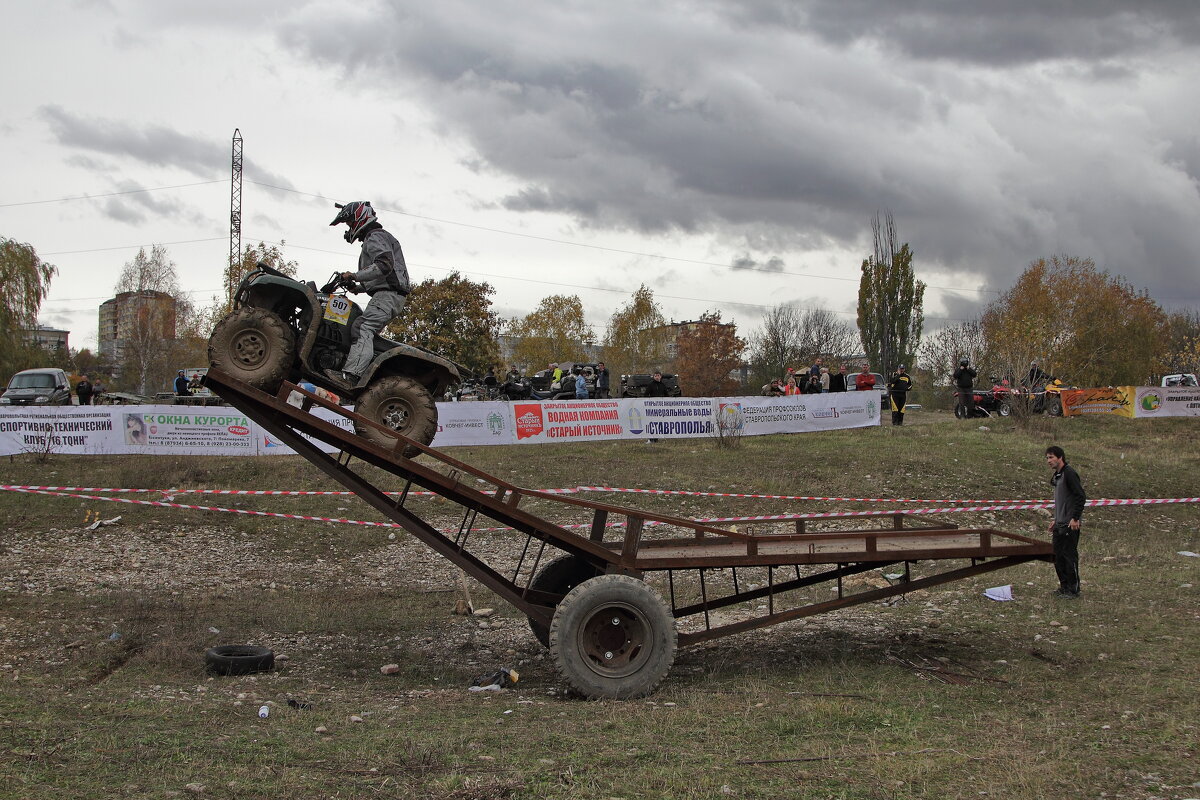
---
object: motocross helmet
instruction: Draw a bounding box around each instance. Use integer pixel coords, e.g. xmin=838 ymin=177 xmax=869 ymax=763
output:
xmin=959 ymin=358 xmax=969 ymax=366
xmin=330 ymin=201 xmax=378 ymax=243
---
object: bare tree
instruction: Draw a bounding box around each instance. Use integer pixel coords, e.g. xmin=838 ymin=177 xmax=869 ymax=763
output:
xmin=748 ymin=305 xmax=857 ymax=387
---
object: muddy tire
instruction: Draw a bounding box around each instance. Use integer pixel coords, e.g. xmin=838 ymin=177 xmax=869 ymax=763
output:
xmin=997 ymin=402 xmax=1012 ymax=417
xmin=354 ymin=375 xmax=438 ymax=456
xmin=549 ymin=575 xmax=676 ymax=699
xmin=208 ymin=308 xmax=295 ymax=393
xmin=1046 ymin=396 xmax=1063 ymax=417
xmin=527 ymin=555 xmax=602 ymax=648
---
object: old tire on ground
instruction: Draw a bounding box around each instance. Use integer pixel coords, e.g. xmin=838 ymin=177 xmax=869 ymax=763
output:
xmin=354 ymin=375 xmax=438 ymax=456
xmin=526 ymin=555 xmax=602 ymax=648
xmin=205 ymin=645 xmax=275 ymax=676
xmin=549 ymin=574 xmax=676 ymax=699
xmin=207 ymin=308 xmax=295 ymax=392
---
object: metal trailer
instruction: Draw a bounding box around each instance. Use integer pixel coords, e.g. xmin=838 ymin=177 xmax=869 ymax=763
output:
xmin=205 ymin=369 xmax=1054 ymax=699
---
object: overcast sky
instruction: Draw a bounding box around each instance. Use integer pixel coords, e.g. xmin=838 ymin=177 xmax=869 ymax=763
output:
xmin=4 ymin=1 xmax=1199 ymax=351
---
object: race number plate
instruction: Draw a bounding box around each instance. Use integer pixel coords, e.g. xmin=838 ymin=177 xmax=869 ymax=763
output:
xmin=323 ymin=296 xmax=352 ymax=325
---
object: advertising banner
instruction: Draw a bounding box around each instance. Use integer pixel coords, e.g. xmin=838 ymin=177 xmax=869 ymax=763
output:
xmin=1061 ymin=387 xmax=1136 ymax=417
xmin=0 ymin=392 xmax=880 ymax=457
xmin=1131 ymin=386 xmax=1200 ymax=418
xmin=0 ymin=406 xmax=256 ymax=456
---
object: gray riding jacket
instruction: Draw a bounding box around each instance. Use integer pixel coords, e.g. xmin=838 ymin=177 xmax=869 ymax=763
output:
xmin=352 ymin=226 xmax=410 ymax=296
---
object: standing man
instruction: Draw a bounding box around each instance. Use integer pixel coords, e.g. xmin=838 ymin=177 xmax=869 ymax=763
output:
xmin=595 ymin=362 xmax=611 ymax=399
xmin=643 ymin=370 xmax=669 ymax=442
xmin=75 ymin=374 xmax=93 ymax=406
xmin=887 ymin=365 xmax=913 ymax=426
xmin=828 ymin=364 xmax=848 ymax=393
xmin=855 ymin=364 xmax=876 ymax=392
xmin=1044 ymin=445 xmax=1086 ymax=598
xmin=173 ymin=370 xmax=192 ymax=397
xmin=952 ymin=358 xmax=977 ymax=417
xmin=326 ymin=201 xmax=411 ymax=387
xmin=809 ymin=357 xmax=823 ymax=382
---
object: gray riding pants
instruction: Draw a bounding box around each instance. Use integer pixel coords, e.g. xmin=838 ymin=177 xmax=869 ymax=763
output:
xmin=343 ymin=290 xmax=407 ymax=376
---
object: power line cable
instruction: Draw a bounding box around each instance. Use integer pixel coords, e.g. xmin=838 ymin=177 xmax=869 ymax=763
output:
xmin=0 ymin=180 xmax=225 ymax=208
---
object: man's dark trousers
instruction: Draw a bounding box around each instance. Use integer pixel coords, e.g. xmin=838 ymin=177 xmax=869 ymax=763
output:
xmin=1052 ymin=523 xmax=1081 ymax=595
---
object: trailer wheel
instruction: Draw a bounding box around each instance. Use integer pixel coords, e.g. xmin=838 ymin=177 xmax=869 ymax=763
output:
xmin=526 ymin=555 xmax=601 ymax=648
xmin=549 ymin=575 xmax=676 ymax=699
xmin=997 ymin=402 xmax=1012 ymax=417
xmin=208 ymin=308 xmax=295 ymax=392
xmin=354 ymin=375 xmax=438 ymax=456
xmin=1046 ymin=396 xmax=1063 ymax=417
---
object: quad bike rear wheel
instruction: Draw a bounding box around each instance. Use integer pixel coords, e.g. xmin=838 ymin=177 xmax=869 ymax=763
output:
xmin=354 ymin=375 xmax=438 ymax=456
xmin=207 ymin=308 xmax=295 ymax=392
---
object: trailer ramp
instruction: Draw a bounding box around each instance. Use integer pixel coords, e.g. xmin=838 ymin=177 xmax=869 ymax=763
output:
xmin=204 ymin=369 xmax=1054 ymax=698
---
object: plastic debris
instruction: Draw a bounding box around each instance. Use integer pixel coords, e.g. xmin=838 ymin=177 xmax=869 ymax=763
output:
xmin=984 ymin=585 xmax=1013 ymax=602
xmin=470 ymin=666 xmax=519 ymax=691
xmin=87 ymin=515 xmax=122 ymax=531
xmin=1177 ymin=551 xmax=1199 ymax=558
xmin=258 ymin=705 xmax=270 ymax=718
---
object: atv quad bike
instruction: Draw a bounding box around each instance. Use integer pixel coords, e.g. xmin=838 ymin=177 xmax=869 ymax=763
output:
xmin=208 ymin=262 xmax=462 ymax=455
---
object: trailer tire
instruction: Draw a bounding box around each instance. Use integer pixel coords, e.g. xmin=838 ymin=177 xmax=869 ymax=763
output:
xmin=526 ymin=555 xmax=601 ymax=648
xmin=205 ymin=645 xmax=274 ymax=676
xmin=549 ymin=575 xmax=676 ymax=699
xmin=997 ymin=402 xmax=1012 ymax=417
xmin=354 ymin=376 xmax=438 ymax=457
xmin=1046 ymin=396 xmax=1063 ymax=417
xmin=208 ymin=308 xmax=295 ymax=392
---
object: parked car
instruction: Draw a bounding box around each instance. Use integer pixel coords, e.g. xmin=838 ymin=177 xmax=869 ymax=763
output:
xmin=1162 ymin=373 xmax=1199 ymax=388
xmin=845 ymin=371 xmax=888 ymax=400
xmin=1 ymin=368 xmax=72 ymax=406
xmin=620 ymin=372 xmax=682 ymax=398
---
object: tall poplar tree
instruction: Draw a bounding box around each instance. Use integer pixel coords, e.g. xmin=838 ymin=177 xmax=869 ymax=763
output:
xmin=857 ymin=212 xmax=925 ymax=374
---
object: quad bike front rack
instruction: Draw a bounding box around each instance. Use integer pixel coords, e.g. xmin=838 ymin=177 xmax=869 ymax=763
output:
xmin=204 ymin=368 xmax=1054 ymax=699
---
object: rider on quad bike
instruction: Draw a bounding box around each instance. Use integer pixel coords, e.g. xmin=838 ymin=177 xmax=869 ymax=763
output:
xmin=323 ymin=201 xmax=408 ymax=389
xmin=207 ymin=204 xmax=462 ymax=455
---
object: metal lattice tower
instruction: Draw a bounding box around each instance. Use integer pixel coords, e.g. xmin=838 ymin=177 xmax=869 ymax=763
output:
xmin=228 ymin=129 xmax=243 ymax=303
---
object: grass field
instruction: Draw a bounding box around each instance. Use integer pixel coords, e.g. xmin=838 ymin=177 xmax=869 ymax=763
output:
xmin=1 ymin=412 xmax=1198 ymax=799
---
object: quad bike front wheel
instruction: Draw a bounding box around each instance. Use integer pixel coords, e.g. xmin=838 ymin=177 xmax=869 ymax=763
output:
xmin=354 ymin=375 xmax=438 ymax=456
xmin=207 ymin=308 xmax=295 ymax=392
xmin=549 ymin=574 xmax=676 ymax=699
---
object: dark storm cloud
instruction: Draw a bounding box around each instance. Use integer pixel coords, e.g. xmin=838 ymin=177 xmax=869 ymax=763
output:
xmin=40 ymin=105 xmax=225 ymax=177
xmin=736 ymin=1 xmax=1200 ymax=65
xmin=275 ymin=1 xmax=1200 ymax=307
xmin=731 ymin=255 xmax=786 ymax=273
xmin=40 ymin=105 xmax=298 ymax=191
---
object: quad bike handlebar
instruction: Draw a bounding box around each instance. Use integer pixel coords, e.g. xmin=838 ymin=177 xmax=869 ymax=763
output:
xmin=318 ymin=272 xmax=362 ymax=295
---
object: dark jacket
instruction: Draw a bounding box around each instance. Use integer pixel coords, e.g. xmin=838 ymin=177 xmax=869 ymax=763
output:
xmin=828 ymin=372 xmax=847 ymax=392
xmin=644 ymin=378 xmax=670 ymax=398
xmin=174 ymin=375 xmax=191 ymax=396
xmin=888 ymin=372 xmax=913 ymax=395
xmin=1051 ymin=462 xmax=1086 ymax=525
xmin=953 ymin=365 xmax=977 ymax=390
xmin=352 ymin=226 xmax=410 ymax=295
